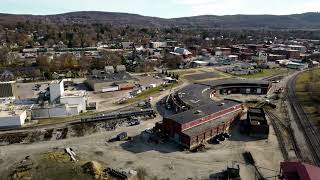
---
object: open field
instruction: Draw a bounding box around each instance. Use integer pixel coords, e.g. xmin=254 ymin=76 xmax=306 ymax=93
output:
xmin=295 ymin=68 xmax=320 ymax=127
xmin=238 ymin=68 xmax=288 ymax=79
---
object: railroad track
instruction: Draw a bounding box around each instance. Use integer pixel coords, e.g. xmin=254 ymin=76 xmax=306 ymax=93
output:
xmin=0 ymin=105 xmax=145 ymax=133
xmin=264 ymin=109 xmax=302 ymax=160
xmin=264 ymin=109 xmax=289 ymax=160
xmin=287 ymin=71 xmax=320 ymax=165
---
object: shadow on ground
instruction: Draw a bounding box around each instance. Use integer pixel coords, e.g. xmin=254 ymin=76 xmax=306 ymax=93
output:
xmin=228 ymin=121 xmax=267 ymax=142
xmin=120 ymin=132 xmax=181 ymax=154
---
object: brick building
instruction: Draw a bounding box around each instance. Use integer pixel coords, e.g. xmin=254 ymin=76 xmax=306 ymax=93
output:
xmin=161 ymin=100 xmax=242 ymax=150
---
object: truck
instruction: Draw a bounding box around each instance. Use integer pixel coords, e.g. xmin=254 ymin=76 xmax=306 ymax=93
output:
xmin=116 ymin=132 xmax=128 ymax=141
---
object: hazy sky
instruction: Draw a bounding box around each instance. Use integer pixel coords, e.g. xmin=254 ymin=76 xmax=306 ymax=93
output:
xmin=1 ymin=0 xmax=319 ymax=18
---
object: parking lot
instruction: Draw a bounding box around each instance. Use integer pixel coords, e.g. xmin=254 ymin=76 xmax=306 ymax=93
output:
xmin=184 ymin=71 xmax=222 ymax=81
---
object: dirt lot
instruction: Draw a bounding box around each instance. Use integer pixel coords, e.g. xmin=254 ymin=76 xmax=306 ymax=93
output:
xmin=88 ymin=90 xmax=132 ymax=112
xmin=0 ymin=114 xmax=283 ymax=180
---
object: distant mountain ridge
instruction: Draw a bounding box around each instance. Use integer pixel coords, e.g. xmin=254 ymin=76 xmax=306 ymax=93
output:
xmin=0 ymin=11 xmax=320 ymax=29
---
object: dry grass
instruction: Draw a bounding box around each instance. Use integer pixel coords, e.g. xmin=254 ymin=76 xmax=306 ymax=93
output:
xmin=296 ymin=68 xmax=320 ymax=127
xmin=41 ymin=151 xmax=71 ymax=163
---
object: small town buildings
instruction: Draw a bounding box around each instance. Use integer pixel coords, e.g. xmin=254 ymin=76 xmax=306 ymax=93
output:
xmin=121 ymin=42 xmax=134 ymax=49
xmin=267 ymin=54 xmax=286 ymax=61
xmin=287 ymin=62 xmax=308 ymax=70
xmin=149 ymin=42 xmax=167 ymax=49
xmin=171 ymin=47 xmax=192 ymax=57
xmin=87 ymin=66 xmax=136 ymax=92
xmin=272 ymin=48 xmax=300 ymax=59
xmin=215 ymin=47 xmax=232 ymax=57
xmin=287 ymin=45 xmax=307 ymax=53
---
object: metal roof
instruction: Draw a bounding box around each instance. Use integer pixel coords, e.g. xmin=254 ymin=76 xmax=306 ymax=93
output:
xmin=182 ymin=112 xmax=239 ymax=137
xmin=281 ymin=161 xmax=320 ymax=180
xmin=0 ymin=82 xmax=15 ymax=98
xmin=167 ymin=100 xmax=240 ymax=125
xmin=198 ymin=79 xmax=270 ymax=88
xmin=175 ymin=84 xmax=212 ymax=108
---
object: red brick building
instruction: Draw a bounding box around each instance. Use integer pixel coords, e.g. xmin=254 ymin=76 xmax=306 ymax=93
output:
xmin=161 ymin=100 xmax=242 ymax=150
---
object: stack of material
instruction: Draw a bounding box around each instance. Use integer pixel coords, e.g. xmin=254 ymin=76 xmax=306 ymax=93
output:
xmin=82 ymin=161 xmax=103 ymax=179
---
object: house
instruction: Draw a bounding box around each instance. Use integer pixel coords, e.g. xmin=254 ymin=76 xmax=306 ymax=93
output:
xmin=116 ymin=65 xmax=126 ymax=73
xmin=121 ymin=42 xmax=134 ymax=49
xmin=287 ymin=62 xmax=308 ymax=70
xmin=174 ymin=47 xmax=192 ymax=56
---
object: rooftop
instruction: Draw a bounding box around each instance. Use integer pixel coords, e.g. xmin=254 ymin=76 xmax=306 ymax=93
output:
xmin=198 ymin=79 xmax=270 ymax=88
xmin=175 ymin=84 xmax=212 ymax=108
xmin=167 ymin=100 xmax=241 ymax=125
xmin=89 ymin=72 xmax=135 ymax=83
xmin=183 ymin=111 xmax=239 ymax=137
xmin=281 ymin=161 xmax=320 ymax=180
xmin=62 ymin=90 xmax=86 ymax=98
xmin=0 ymin=82 xmax=15 ymax=98
xmin=0 ymin=110 xmax=25 ymax=118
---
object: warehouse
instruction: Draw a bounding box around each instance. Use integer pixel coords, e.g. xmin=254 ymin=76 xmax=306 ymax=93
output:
xmin=199 ymin=79 xmax=271 ymax=95
xmin=160 ymin=79 xmax=271 ymax=149
xmin=160 ymin=100 xmax=242 ymax=149
xmin=86 ymin=71 xmax=137 ymax=92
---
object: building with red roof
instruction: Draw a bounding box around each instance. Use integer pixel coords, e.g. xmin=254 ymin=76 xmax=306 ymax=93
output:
xmin=280 ymin=161 xmax=320 ymax=180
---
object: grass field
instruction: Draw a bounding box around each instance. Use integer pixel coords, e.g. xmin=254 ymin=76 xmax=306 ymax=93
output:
xmin=295 ymin=68 xmax=320 ymax=127
xmin=238 ymin=68 xmax=288 ymax=79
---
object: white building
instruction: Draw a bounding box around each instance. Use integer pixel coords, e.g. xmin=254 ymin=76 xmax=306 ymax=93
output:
xmin=50 ymin=80 xmax=64 ymax=103
xmin=287 ymin=62 xmax=308 ymax=70
xmin=60 ymin=91 xmax=87 ymax=113
xmin=150 ymin=42 xmax=167 ymax=49
xmin=0 ymin=110 xmax=27 ymax=128
xmin=31 ymin=104 xmax=81 ymax=119
xmin=32 ymin=79 xmax=87 ymax=119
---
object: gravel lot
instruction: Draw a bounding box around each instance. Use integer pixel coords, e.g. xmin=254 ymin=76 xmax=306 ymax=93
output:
xmin=0 ymin=114 xmax=283 ymax=180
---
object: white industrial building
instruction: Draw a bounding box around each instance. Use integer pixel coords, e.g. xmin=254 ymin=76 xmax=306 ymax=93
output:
xmin=32 ymin=80 xmax=87 ymax=119
xmin=0 ymin=110 xmax=27 ymax=128
xmin=50 ymin=80 xmax=64 ymax=103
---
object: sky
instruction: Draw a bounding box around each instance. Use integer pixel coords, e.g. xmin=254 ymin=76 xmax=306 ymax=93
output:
xmin=0 ymin=0 xmax=319 ymax=18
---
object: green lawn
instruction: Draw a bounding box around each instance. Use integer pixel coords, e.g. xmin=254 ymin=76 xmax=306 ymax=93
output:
xmin=36 ymin=111 xmax=98 ymax=125
xmin=238 ymin=68 xmax=288 ymax=79
xmin=295 ymin=68 xmax=320 ymax=127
